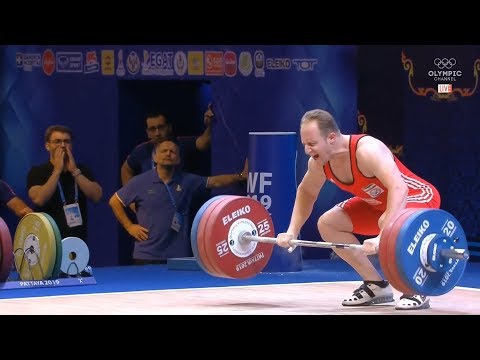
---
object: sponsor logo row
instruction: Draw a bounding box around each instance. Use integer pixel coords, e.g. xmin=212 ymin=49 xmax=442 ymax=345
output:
xmin=16 ymin=49 xmax=318 ymax=77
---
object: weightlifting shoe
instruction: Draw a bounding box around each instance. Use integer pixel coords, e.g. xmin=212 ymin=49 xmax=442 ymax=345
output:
xmin=395 ymin=294 xmax=430 ymax=310
xmin=342 ymin=280 xmax=394 ymax=306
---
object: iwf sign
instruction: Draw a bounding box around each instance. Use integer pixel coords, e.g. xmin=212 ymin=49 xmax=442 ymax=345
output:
xmin=247 ymin=132 xmax=302 ymax=272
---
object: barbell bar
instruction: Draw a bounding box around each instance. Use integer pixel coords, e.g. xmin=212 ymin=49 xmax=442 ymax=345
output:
xmin=238 ymin=232 xmax=470 ymax=260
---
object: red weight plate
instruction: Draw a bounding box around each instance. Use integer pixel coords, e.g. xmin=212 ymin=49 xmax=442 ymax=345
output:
xmin=378 ymin=217 xmax=396 ymax=291
xmin=379 ymin=209 xmax=404 ymax=290
xmin=198 ymin=196 xmax=242 ymax=277
xmin=381 ymin=209 xmax=418 ymax=294
xmin=203 ymin=196 xmax=275 ymax=279
xmin=196 ymin=197 xmax=224 ymax=276
xmin=197 ymin=196 xmax=239 ymax=276
xmin=378 ymin=209 xmax=407 ymax=291
xmin=386 ymin=208 xmax=425 ymax=294
xmin=0 ymin=217 xmax=13 ymax=282
xmin=382 ymin=208 xmax=420 ymax=294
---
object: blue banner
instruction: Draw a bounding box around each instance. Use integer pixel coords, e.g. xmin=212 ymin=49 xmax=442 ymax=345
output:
xmin=248 ymin=132 xmax=302 ymax=271
xmin=0 ymin=45 xmax=357 ymax=266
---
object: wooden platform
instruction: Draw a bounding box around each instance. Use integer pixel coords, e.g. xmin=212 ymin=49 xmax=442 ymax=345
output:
xmin=0 ymin=281 xmax=478 ymax=314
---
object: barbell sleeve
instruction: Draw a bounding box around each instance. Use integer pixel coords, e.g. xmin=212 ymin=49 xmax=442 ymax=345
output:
xmin=440 ymin=248 xmax=470 ymax=260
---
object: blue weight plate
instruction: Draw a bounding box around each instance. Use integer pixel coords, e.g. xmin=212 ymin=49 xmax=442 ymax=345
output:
xmin=61 ymin=237 xmax=90 ymax=275
xmin=395 ymin=209 xmax=468 ymax=296
xmin=190 ymin=195 xmax=229 ymax=275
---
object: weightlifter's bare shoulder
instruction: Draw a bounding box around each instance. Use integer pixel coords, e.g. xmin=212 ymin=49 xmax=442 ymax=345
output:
xmin=356 ymin=135 xmax=397 ymax=177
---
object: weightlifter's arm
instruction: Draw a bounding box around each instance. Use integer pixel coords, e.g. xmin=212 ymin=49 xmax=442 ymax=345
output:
xmin=360 ymin=142 xmax=408 ymax=231
xmin=359 ymin=139 xmax=408 ymax=255
xmin=277 ymin=157 xmax=325 ymax=248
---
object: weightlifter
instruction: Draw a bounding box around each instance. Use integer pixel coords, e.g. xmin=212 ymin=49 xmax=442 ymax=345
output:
xmin=276 ymin=109 xmax=441 ymax=310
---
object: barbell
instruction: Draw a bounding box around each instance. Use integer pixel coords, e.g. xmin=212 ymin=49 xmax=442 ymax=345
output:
xmin=191 ymin=195 xmax=470 ymax=296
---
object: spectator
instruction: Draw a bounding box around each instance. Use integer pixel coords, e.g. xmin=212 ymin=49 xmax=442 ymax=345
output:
xmin=27 ymin=125 xmax=102 ymax=243
xmin=109 ymin=138 xmax=247 ymax=264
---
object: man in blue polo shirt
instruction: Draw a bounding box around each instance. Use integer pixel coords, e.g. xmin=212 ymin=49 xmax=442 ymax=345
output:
xmin=109 ymin=138 xmax=247 ymax=264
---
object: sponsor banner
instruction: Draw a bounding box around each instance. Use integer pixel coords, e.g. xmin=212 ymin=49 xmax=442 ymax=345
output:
xmin=14 ymin=46 xmax=322 ymax=79
xmin=2 ymin=45 xmax=356 ymax=267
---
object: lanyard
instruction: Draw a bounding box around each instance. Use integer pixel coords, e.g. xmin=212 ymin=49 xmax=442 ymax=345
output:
xmin=164 ymin=182 xmax=177 ymax=209
xmin=151 ymin=148 xmax=156 ymax=169
xmin=57 ymin=179 xmax=78 ymax=205
xmin=164 ymin=182 xmax=186 ymax=215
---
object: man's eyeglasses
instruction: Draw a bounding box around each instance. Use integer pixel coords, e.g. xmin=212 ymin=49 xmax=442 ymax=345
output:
xmin=50 ymin=139 xmax=71 ymax=145
xmin=147 ymin=124 xmax=168 ymax=132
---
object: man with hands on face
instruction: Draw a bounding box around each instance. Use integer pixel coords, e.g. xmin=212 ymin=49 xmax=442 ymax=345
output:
xmin=27 ymin=125 xmax=103 ymax=243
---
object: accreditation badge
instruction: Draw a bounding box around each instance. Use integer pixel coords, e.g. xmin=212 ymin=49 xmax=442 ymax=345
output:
xmin=171 ymin=211 xmax=183 ymax=232
xmin=63 ymin=203 xmax=83 ymax=227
